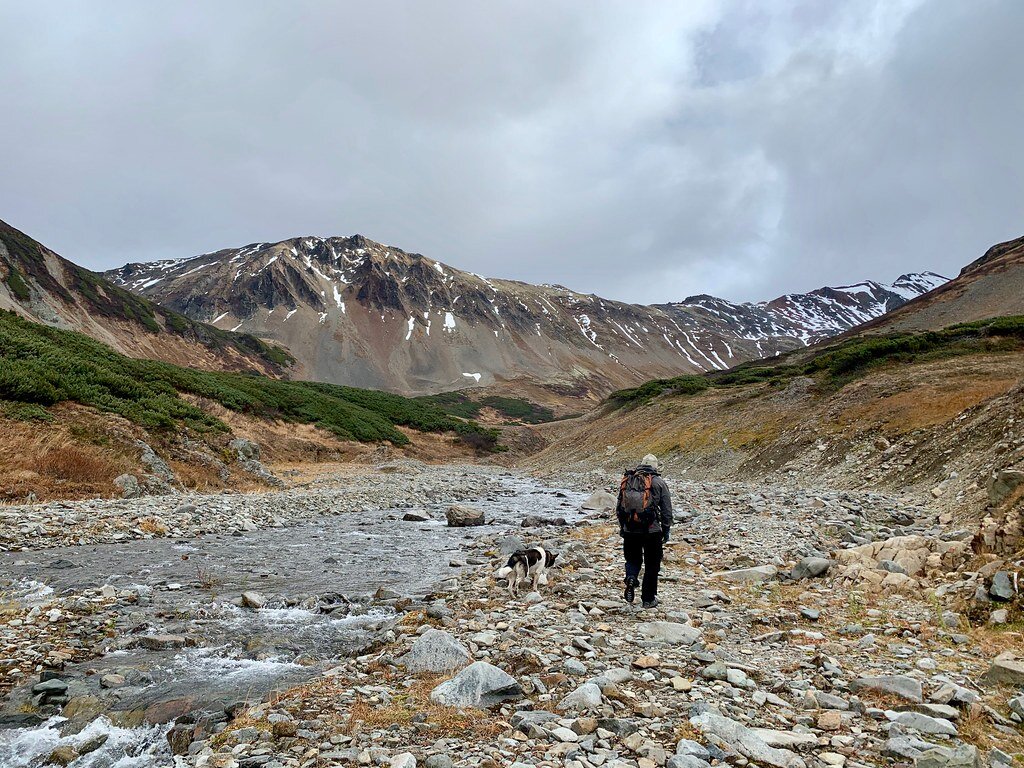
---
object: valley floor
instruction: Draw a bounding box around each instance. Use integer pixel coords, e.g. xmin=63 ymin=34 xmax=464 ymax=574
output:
xmin=0 ymin=462 xmax=1021 ymax=767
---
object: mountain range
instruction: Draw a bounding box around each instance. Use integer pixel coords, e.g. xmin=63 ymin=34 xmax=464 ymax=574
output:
xmin=104 ymin=234 xmax=947 ymax=397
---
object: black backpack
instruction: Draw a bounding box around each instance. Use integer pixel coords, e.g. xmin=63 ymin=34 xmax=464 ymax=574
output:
xmin=619 ymin=469 xmax=655 ymax=532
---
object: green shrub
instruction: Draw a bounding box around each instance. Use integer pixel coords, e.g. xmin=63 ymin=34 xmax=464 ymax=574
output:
xmin=0 ymin=310 xmax=499 ymax=449
xmin=4 ymin=267 xmax=31 ymax=301
xmin=607 ymin=315 xmax=1024 ymax=407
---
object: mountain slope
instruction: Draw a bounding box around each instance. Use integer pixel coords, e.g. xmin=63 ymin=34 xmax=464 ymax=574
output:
xmin=849 ymin=234 xmax=1024 ymax=335
xmin=105 ymin=235 xmax=945 ymax=397
xmin=0 ymin=220 xmax=290 ymax=375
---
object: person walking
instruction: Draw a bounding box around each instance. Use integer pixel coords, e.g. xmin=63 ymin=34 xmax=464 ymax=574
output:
xmin=616 ymin=453 xmax=672 ymax=608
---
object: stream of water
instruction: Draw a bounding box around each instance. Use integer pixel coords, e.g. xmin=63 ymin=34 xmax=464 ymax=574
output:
xmin=0 ymin=471 xmax=588 ymax=766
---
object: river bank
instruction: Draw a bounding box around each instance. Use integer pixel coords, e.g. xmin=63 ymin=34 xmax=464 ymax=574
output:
xmin=0 ymin=463 xmax=1021 ymax=767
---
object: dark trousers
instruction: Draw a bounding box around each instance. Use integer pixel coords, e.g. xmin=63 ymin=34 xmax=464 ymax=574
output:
xmin=623 ymin=533 xmax=663 ymax=602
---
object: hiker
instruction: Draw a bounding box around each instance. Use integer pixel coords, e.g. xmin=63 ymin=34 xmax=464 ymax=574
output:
xmin=616 ymin=453 xmax=673 ymax=608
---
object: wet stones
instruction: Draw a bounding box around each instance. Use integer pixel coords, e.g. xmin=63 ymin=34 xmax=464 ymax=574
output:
xmin=241 ymin=591 xmax=267 ymax=609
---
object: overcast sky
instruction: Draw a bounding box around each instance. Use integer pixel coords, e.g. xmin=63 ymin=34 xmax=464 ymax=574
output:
xmin=2 ymin=1 xmax=1021 ymax=303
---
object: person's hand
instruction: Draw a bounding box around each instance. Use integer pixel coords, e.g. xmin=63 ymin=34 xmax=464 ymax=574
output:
xmin=662 ymin=529 xmax=670 ymax=544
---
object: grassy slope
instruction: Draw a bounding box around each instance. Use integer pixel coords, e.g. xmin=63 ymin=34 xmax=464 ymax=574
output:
xmin=608 ymin=316 xmax=1024 ymax=406
xmin=0 ymin=310 xmax=498 ymax=448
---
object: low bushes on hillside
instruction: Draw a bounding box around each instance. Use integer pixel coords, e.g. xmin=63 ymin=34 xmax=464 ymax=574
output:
xmin=609 ymin=315 xmax=1024 ymax=406
xmin=415 ymin=392 xmax=556 ymax=424
xmin=0 ymin=310 xmax=498 ymax=449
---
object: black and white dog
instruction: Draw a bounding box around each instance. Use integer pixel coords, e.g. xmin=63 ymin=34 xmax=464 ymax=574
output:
xmin=497 ymin=546 xmax=558 ymax=596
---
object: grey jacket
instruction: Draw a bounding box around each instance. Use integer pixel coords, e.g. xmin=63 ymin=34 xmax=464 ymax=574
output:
xmin=616 ymin=465 xmax=673 ymax=535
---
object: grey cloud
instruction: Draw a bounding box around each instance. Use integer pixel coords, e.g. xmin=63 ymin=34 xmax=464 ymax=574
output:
xmin=0 ymin=0 xmax=1019 ymax=304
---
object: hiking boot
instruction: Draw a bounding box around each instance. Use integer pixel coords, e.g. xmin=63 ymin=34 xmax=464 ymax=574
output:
xmin=623 ymin=577 xmax=638 ymax=604
xmin=642 ymin=597 xmax=659 ymax=609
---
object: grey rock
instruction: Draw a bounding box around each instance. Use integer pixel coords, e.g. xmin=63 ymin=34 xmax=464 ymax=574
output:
xmin=1008 ymin=694 xmax=1024 ymax=719
xmin=983 ymin=657 xmax=1024 ymax=686
xmin=791 ymin=557 xmax=831 ymax=580
xmin=989 ymin=572 xmax=1015 ymax=601
xmin=402 ymin=510 xmax=431 ymax=522
xmin=851 ymin=675 xmax=923 ymax=703
xmin=446 ymin=505 xmax=485 ymax=527
xmin=878 ymin=560 xmax=909 ymax=575
xmin=581 ymin=490 xmax=617 ymax=512
xmin=676 ymin=740 xmax=711 ymax=760
xmin=988 ymin=468 xmax=1024 ymax=506
xmin=241 ymin=591 xmax=267 ymax=609
xmin=423 ymin=757 xmax=453 ymax=768
xmin=32 ymin=679 xmax=68 ymax=695
xmin=114 ymin=474 xmax=141 ymax=499
xmin=390 ymin=754 xmax=416 ymax=768
xmin=637 ymin=621 xmax=702 ymax=645
xmin=712 ymin=565 xmax=778 ymax=583
xmin=596 ymin=718 xmax=638 ymax=737
xmin=557 ymin=682 xmax=603 ymax=712
xmin=496 ymin=535 xmax=527 ymax=556
xmin=667 ymin=757 xmax=712 ymax=768
xmin=890 ymin=711 xmax=957 ymax=736
xmin=690 ymin=711 xmax=804 ymax=768
xmin=402 ymin=630 xmax=472 ymax=674
xmin=429 ymin=661 xmax=521 ymax=708
xmin=915 ymin=745 xmax=980 ymax=768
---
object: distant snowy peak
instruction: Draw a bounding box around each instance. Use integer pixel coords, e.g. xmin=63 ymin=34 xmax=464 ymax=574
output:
xmin=673 ymin=272 xmax=949 ymax=345
xmin=105 ymin=236 xmax=949 ymax=396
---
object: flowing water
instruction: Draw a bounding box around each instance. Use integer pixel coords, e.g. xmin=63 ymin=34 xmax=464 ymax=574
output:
xmin=0 ymin=470 xmax=588 ymax=766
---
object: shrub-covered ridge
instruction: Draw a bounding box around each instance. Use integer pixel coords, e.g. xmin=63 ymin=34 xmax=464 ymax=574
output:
xmin=609 ymin=316 xmax=1024 ymax=405
xmin=0 ymin=310 xmax=498 ymax=448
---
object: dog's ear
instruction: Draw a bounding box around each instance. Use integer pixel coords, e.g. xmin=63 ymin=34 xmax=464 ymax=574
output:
xmin=548 ymin=552 xmax=559 ymax=566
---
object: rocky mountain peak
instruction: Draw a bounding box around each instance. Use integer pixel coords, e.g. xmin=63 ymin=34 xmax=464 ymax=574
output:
xmin=104 ymin=235 xmax=949 ymax=397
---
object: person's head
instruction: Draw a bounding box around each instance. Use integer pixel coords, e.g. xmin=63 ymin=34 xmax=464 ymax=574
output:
xmin=639 ymin=453 xmax=659 ymax=471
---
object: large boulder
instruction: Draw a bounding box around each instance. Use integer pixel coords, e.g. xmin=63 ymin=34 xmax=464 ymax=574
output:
xmin=402 ymin=630 xmax=471 ymax=674
xmin=429 ymin=662 xmax=521 ymax=708
xmin=689 ymin=711 xmax=804 ymax=768
xmin=833 ymin=535 xmax=968 ymax=580
xmin=446 ymin=505 xmax=485 ymax=528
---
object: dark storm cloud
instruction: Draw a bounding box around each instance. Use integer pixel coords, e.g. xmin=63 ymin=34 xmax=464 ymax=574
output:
xmin=1 ymin=1 xmax=1020 ymax=302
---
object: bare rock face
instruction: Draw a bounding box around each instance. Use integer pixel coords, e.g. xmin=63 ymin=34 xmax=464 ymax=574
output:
xmin=228 ymin=438 xmax=284 ymax=488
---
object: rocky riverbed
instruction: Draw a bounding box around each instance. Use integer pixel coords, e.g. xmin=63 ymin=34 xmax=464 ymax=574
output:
xmin=0 ymin=464 xmax=1021 ymax=767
